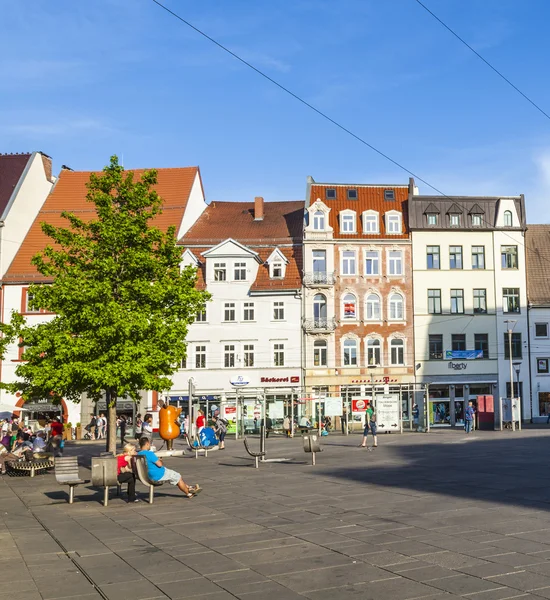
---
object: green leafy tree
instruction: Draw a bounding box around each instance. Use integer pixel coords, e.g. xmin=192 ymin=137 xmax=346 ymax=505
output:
xmin=0 ymin=157 xmax=209 ymax=452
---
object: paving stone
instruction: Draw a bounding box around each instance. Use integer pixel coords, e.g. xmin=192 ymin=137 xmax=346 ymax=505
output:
xmin=488 ymin=571 xmax=550 ymax=592
xmin=100 ymin=578 xmax=168 ymax=600
xmin=156 ymin=577 xmax=224 ymax=598
xmin=427 ymin=573 xmax=504 ymax=595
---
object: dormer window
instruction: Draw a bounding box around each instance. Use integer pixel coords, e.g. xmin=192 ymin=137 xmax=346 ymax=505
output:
xmin=363 ymin=211 xmax=379 ymax=233
xmin=504 ymin=210 xmax=513 ymax=227
xmin=340 ymin=211 xmax=356 ymax=233
xmin=471 ymin=214 xmax=482 ymax=226
xmin=313 ymin=210 xmax=325 ymax=230
xmin=450 ymin=214 xmax=460 ymax=227
xmin=325 ymin=188 xmax=336 ymax=200
xmin=271 ymin=262 xmax=284 ymax=279
xmin=386 ymin=212 xmax=402 ymax=234
xmin=427 ymin=213 xmax=438 ymax=226
xmin=384 ymin=189 xmax=395 ymax=201
xmin=347 ymin=188 xmax=358 ymax=200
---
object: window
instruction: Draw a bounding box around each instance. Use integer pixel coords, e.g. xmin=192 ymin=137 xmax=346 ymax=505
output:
xmin=313 ymin=340 xmax=327 ymax=367
xmin=538 ymin=358 xmax=550 ymax=374
xmin=234 ymin=262 xmax=246 ymax=281
xmin=325 ymin=188 xmax=336 ymax=200
xmin=312 ymin=249 xmax=326 ymax=274
xmin=384 ymin=189 xmax=395 ymax=201
xmin=504 ymin=210 xmax=513 ymax=227
xmin=389 ymin=293 xmax=404 ymax=320
xmin=180 ymin=355 xmax=187 ymax=369
xmin=224 ymin=302 xmax=236 ymax=322
xmin=363 ymin=213 xmax=379 ymax=233
xmin=386 ymin=213 xmax=401 ymax=234
xmin=24 ymin=291 xmax=40 ymax=313
xmin=347 ymin=189 xmax=357 ymax=200
xmin=365 ymin=251 xmax=380 ymax=275
xmin=504 ymin=332 xmax=522 ymax=359
xmin=501 ymin=245 xmax=518 ymax=269
xmin=535 ymin=323 xmax=549 ymax=338
xmin=214 ymin=262 xmax=226 ymax=281
xmin=195 ymin=308 xmax=206 ymax=322
xmin=273 ymin=343 xmax=285 ymax=366
xmin=343 ymin=293 xmax=357 ymax=319
xmin=342 ymin=250 xmax=356 ymax=275
xmin=195 ymin=345 xmax=206 ymax=369
xmin=367 ymin=338 xmax=380 ymax=365
xmin=472 ymin=246 xmax=485 ymax=269
xmin=427 ymin=246 xmax=440 ymax=269
xmin=428 ymin=289 xmax=442 ymax=314
xmin=273 ymin=301 xmax=285 ymax=320
xmin=473 ymin=289 xmax=487 ymax=313
xmin=343 ymin=339 xmax=358 ymax=365
xmin=243 ymin=302 xmax=255 ymax=321
xmin=450 ymin=213 xmax=461 ymax=227
xmin=243 ymin=344 xmax=254 ymax=367
xmin=449 ymin=246 xmax=463 ymax=269
xmin=366 ymin=294 xmax=380 ymax=320
xmin=224 ymin=345 xmax=236 ymax=368
xmin=503 ymin=288 xmax=520 ymax=313
xmin=271 ymin=262 xmax=283 ymax=278
xmin=452 ymin=334 xmax=466 ymax=352
xmin=341 ymin=213 xmax=356 ymax=233
xmin=313 ymin=211 xmax=325 ymax=230
xmin=390 ymin=339 xmax=404 ymax=365
xmin=474 ymin=334 xmax=489 ymax=359
xmin=429 ymin=335 xmax=443 ymax=360
xmin=427 ymin=213 xmax=438 ymax=226
xmin=471 ymin=214 xmax=482 ymax=227
xmin=388 ymin=250 xmax=403 ymax=276
xmin=313 ymin=294 xmax=327 ymax=321
xmin=450 ymin=289 xmax=464 ymax=314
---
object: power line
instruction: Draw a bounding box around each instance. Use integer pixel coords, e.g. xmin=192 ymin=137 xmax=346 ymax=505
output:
xmin=413 ymin=0 xmax=550 ymax=123
xmin=150 ymin=0 xmax=446 ymax=196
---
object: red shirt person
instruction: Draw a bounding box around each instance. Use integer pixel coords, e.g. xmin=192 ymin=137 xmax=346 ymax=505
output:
xmin=50 ymin=419 xmax=63 ymax=437
xmin=196 ymin=411 xmax=206 ymax=431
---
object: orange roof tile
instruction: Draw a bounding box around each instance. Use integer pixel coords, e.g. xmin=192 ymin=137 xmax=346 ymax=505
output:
xmin=309 ymin=183 xmax=410 ymax=239
xmin=250 ymin=247 xmax=302 ymax=291
xmin=4 ymin=166 xmax=201 ymax=282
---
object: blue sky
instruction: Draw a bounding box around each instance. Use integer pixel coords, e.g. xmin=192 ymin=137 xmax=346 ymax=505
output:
xmin=3 ymin=0 xmax=550 ymax=221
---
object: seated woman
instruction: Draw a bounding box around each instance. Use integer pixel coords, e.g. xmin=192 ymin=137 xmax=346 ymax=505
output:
xmin=117 ymin=443 xmax=138 ymax=503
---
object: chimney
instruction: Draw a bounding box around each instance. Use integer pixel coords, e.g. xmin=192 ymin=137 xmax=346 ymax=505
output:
xmin=254 ymin=196 xmax=264 ymax=221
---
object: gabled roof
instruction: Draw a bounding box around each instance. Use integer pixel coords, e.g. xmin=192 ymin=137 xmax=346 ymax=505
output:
xmin=423 ymin=202 xmax=440 ymax=214
xmin=0 ymin=153 xmax=32 ymax=216
xmin=526 ymin=225 xmax=550 ymax=306
xmin=265 ymin=248 xmax=289 ymax=264
xmin=181 ymin=248 xmax=200 ymax=266
xmin=4 ymin=166 xmax=201 ymax=282
xmin=250 ymin=247 xmax=302 ymax=292
xmin=468 ymin=203 xmax=485 ymax=214
xmin=446 ymin=203 xmax=463 ymax=214
xmin=201 ymin=238 xmax=261 ymax=261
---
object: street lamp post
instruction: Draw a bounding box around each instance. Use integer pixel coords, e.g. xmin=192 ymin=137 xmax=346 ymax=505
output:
xmin=513 ymin=361 xmax=522 ymax=430
xmin=504 ymin=320 xmax=516 ymax=431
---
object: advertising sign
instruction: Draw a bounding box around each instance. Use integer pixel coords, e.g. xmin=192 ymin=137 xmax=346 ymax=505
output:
xmin=324 ymin=397 xmax=343 ymax=417
xmin=445 ymin=350 xmax=483 ymax=359
xmin=231 ymin=375 xmax=250 ymax=386
xmin=375 ymin=394 xmax=400 ymax=433
xmin=502 ymin=397 xmax=521 ymax=423
xmin=352 ymin=398 xmax=369 ymax=412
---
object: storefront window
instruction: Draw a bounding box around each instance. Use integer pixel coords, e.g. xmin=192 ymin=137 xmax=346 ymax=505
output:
xmin=429 ymin=385 xmax=450 ymax=426
xmin=539 ymin=392 xmax=550 ymax=417
xmin=469 ymin=384 xmax=491 ymax=396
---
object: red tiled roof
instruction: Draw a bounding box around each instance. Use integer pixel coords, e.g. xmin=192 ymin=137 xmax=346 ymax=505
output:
xmin=526 ymin=225 xmax=550 ymax=305
xmin=181 ymin=200 xmax=304 ymax=291
xmin=0 ymin=153 xmax=32 ymax=216
xmin=180 ymin=200 xmax=304 ymax=245
xmin=309 ymin=184 xmax=409 ymax=239
xmin=4 ymin=166 xmax=200 ymax=282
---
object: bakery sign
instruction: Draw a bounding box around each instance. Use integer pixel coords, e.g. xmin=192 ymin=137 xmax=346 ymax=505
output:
xmin=260 ymin=376 xmax=300 ymax=384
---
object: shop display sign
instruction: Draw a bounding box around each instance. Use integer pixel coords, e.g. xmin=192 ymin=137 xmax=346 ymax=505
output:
xmin=231 ymin=375 xmax=250 ymax=386
xmin=445 ymin=350 xmax=483 ymax=359
xmin=352 ymin=398 xmax=369 ymax=412
xmin=502 ymin=398 xmax=521 ymax=423
xmin=324 ymin=397 xmax=343 ymax=417
xmin=376 ymin=394 xmax=400 ymax=432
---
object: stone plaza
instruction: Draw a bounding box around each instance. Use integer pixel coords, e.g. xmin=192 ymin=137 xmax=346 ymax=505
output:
xmin=3 ymin=428 xmax=550 ymax=600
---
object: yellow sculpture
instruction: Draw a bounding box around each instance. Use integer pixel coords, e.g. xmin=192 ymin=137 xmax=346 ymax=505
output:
xmin=158 ymin=404 xmax=182 ymax=450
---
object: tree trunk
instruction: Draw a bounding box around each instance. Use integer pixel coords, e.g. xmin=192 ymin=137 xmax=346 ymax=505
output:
xmin=105 ymin=389 xmax=118 ymax=454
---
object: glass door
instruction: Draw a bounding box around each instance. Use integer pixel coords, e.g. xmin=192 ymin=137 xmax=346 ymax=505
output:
xmin=429 ymin=385 xmax=451 ymax=426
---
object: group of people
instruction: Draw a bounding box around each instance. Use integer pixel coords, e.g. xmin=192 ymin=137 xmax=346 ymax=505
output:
xmin=0 ymin=416 xmax=64 ymax=474
xmin=84 ymin=414 xmax=107 ymax=439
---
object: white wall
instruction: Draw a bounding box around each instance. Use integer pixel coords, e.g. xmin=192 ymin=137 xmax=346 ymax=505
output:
xmin=177 ymin=172 xmax=207 ymax=239
xmin=529 ymin=307 xmax=550 ymax=420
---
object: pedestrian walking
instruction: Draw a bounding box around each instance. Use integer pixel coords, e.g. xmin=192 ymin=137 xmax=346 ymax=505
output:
xmin=464 ymin=401 xmax=475 ymax=434
xmin=213 ymin=414 xmax=228 ymax=450
xmin=360 ymin=404 xmax=377 ymax=449
xmin=341 ymin=408 xmax=348 ymax=434
xmin=119 ymin=414 xmax=127 ymax=446
xmin=412 ymin=404 xmax=419 ymax=430
xmin=97 ymin=413 xmax=106 ymax=439
xmin=283 ymin=415 xmax=291 ymax=438
xmin=135 ymin=413 xmax=143 ymax=440
xmin=141 ymin=414 xmax=153 ymax=441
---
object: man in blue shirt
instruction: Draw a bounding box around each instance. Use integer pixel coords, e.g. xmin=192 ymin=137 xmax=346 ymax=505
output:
xmin=464 ymin=401 xmax=476 ymax=434
xmin=138 ymin=437 xmax=201 ymax=497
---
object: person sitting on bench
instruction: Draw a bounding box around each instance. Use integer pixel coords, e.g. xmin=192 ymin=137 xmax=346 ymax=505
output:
xmin=137 ymin=437 xmax=201 ymax=498
xmin=118 ymin=443 xmax=138 ymax=503
xmin=299 ymin=415 xmax=312 ymax=430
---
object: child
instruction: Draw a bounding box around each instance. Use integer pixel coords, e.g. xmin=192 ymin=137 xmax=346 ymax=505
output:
xmin=138 ymin=437 xmax=201 ymax=498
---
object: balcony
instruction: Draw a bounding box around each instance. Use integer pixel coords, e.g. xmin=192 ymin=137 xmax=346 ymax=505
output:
xmin=303 ymin=271 xmax=336 ymax=287
xmin=303 ymin=317 xmax=337 ymax=333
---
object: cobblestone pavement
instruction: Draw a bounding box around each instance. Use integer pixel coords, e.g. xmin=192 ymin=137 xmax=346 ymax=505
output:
xmin=3 ymin=427 xmax=550 ymax=600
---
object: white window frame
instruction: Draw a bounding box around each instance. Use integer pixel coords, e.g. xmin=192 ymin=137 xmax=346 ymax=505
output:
xmin=389 ymin=293 xmax=404 ymax=320
xmin=233 ymin=262 xmax=247 ymax=281
xmin=243 ymin=302 xmax=255 ymax=321
xmin=449 ymin=213 xmax=461 ymax=227
xmin=342 ymin=293 xmax=357 ymax=320
xmin=243 ymin=344 xmax=255 ymax=368
xmin=223 ymin=344 xmax=236 ymax=368
xmin=385 ymin=211 xmax=402 ymax=234
xmin=387 ymin=250 xmax=403 ymax=276
xmin=313 ymin=339 xmax=327 ymax=367
xmin=367 ymin=338 xmax=381 ymax=366
xmin=213 ymin=262 xmax=226 ymax=281
xmin=342 ymin=338 xmax=358 ymax=366
xmin=224 ymin=302 xmax=236 ymax=322
xmin=195 ymin=345 xmax=206 ymax=369
xmin=273 ymin=301 xmax=285 ymax=321
xmin=427 ymin=213 xmax=438 ymax=226
xmin=535 ymin=323 xmax=549 ymax=339
xmin=340 ymin=210 xmax=356 ymax=233
xmin=341 ymin=250 xmax=357 ymax=276
xmin=273 ymin=342 xmax=285 ymax=367
xmin=365 ymin=293 xmax=381 ymax=321
xmin=390 ymin=338 xmax=405 ymax=366
xmin=195 ymin=308 xmax=207 ymax=322
xmin=504 ymin=210 xmax=513 ymax=227
xmin=313 ymin=210 xmax=325 ymax=230
xmin=271 ymin=262 xmax=284 ymax=279
xmin=362 ymin=211 xmax=379 ymax=233
xmin=365 ymin=250 xmax=380 ymax=276
xmin=471 ymin=214 xmax=482 ymax=227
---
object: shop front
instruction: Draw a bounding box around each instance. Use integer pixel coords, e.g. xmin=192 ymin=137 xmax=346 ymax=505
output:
xmin=22 ymin=398 xmax=64 ymax=429
xmin=425 ymin=381 xmax=496 ymax=427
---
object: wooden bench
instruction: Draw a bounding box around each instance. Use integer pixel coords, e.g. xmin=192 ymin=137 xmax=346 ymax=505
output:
xmin=55 ymin=456 xmax=89 ymax=504
xmin=303 ymin=434 xmax=323 ymax=465
xmin=134 ymin=455 xmax=164 ymax=504
xmin=243 ymin=437 xmax=265 ymax=469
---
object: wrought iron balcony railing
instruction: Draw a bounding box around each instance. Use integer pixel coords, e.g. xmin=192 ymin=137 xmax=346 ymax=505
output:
xmin=303 ymin=317 xmax=337 ymax=332
xmin=303 ymin=271 xmax=336 ymax=286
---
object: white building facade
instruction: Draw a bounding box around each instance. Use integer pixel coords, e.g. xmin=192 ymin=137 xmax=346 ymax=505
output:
xmin=410 ymin=188 xmax=530 ymax=425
